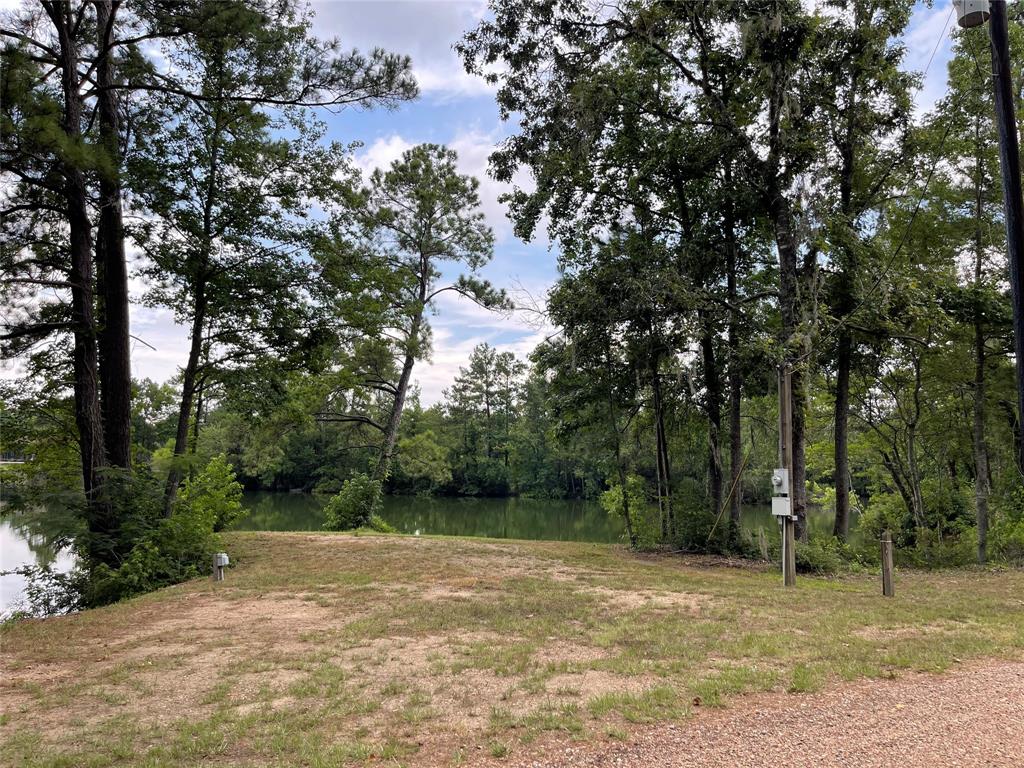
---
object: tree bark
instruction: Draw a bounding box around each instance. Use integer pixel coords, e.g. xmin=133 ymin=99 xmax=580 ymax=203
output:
xmin=94 ymin=0 xmax=132 ymax=470
xmin=972 ymin=123 xmax=990 ymax=563
xmin=724 ymin=167 xmax=743 ymax=544
xmin=46 ymin=1 xmax=111 ymax=565
xmin=163 ymin=291 xmax=206 ymax=514
xmin=373 ymin=260 xmax=427 ymax=483
xmin=699 ymin=311 xmax=723 ymax=523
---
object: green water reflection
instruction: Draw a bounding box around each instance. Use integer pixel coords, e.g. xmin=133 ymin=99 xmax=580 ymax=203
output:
xmin=235 ymin=492 xmax=859 ymax=545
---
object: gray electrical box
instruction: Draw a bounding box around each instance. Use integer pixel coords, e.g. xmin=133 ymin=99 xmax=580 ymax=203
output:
xmin=770 ymin=468 xmax=794 ymax=519
xmin=212 ymin=552 xmax=229 ymax=581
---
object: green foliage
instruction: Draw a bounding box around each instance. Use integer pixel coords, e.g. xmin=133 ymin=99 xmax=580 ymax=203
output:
xmin=177 ymin=455 xmax=246 ymax=532
xmin=0 ymin=565 xmax=83 ymax=620
xmin=600 ymin=474 xmax=660 ymax=548
xmin=991 ymin=488 xmax=1024 ymax=563
xmin=84 ymin=457 xmax=244 ymax=606
xmin=323 ymin=473 xmax=383 ymax=531
xmin=858 ymin=492 xmax=906 ymax=542
xmin=367 ymin=514 xmax=397 ymax=534
xmin=396 ymin=431 xmax=452 ymax=492
xmin=794 ymin=536 xmax=845 ymax=575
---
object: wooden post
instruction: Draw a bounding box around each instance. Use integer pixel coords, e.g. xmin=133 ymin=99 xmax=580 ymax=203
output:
xmin=778 ymin=366 xmax=796 ymax=587
xmin=881 ymin=530 xmax=894 ymax=597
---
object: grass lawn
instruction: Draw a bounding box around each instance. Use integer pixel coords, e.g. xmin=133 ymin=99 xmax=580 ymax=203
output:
xmin=2 ymin=532 xmax=1023 ymax=767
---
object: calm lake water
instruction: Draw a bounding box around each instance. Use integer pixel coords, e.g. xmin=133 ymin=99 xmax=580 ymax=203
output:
xmin=233 ymin=491 xmax=858 ymax=543
xmin=0 ymin=492 xmax=858 ymax=615
xmin=0 ymin=514 xmax=77 ymax=617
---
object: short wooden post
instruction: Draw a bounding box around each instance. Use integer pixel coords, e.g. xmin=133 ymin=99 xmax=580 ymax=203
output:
xmin=880 ymin=531 xmax=894 ymax=597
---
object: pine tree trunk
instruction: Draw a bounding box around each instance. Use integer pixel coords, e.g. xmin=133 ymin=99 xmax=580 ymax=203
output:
xmin=48 ymin=3 xmax=111 ymax=566
xmin=163 ymin=294 xmax=206 ymax=514
xmin=373 ymin=271 xmax=426 ymax=483
xmin=94 ymin=0 xmax=132 ymax=470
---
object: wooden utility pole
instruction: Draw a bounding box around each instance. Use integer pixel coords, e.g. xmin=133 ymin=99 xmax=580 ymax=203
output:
xmin=778 ymin=366 xmax=797 ymax=587
xmin=988 ymin=1 xmax=1024 ymax=466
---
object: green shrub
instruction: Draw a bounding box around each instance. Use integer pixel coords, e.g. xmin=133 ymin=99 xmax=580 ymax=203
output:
xmin=858 ymin=492 xmax=906 ymax=542
xmin=794 ymin=535 xmax=844 ymax=575
xmin=897 ymin=526 xmax=978 ymax=569
xmin=85 ymin=456 xmax=243 ymax=606
xmin=368 ymin=514 xmax=397 ymax=533
xmin=177 ymin=454 xmax=245 ymax=532
xmin=600 ymin=474 xmax=661 ymax=548
xmin=323 ymin=473 xmax=383 ymax=531
xmin=992 ymin=487 xmax=1024 ymax=564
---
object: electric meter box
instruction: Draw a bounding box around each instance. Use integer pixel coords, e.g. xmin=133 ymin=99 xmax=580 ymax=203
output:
xmin=770 ymin=468 xmax=793 ymax=518
xmin=771 ymin=496 xmax=792 ymax=518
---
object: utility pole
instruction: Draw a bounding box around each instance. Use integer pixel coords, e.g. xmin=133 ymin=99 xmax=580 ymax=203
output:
xmin=773 ymin=365 xmax=797 ymax=587
xmin=957 ymin=0 xmax=1024 ymax=470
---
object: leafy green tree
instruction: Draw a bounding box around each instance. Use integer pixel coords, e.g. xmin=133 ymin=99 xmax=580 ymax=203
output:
xmin=320 ymin=144 xmax=508 ymax=484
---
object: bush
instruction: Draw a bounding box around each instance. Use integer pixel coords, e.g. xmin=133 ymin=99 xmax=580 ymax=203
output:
xmin=323 ymin=473 xmax=383 ymax=531
xmin=992 ymin=487 xmax=1024 ymax=564
xmin=899 ymin=526 xmax=977 ymax=569
xmin=85 ymin=456 xmax=243 ymax=606
xmin=858 ymin=492 xmax=906 ymax=542
xmin=177 ymin=454 xmax=245 ymax=532
xmin=0 ymin=564 xmax=84 ymax=620
xmin=600 ymin=474 xmax=661 ymax=548
xmin=794 ymin=535 xmax=844 ymax=575
xmin=368 ymin=514 xmax=397 ymax=533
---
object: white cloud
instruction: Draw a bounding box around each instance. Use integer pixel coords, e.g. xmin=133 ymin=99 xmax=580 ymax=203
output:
xmin=309 ymin=0 xmax=494 ymax=100
xmin=413 ymin=288 xmax=554 ymax=405
xmin=354 ymin=134 xmax=416 ymax=175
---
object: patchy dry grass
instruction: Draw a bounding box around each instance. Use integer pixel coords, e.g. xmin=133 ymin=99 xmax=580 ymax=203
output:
xmin=2 ymin=531 xmax=1023 ymax=767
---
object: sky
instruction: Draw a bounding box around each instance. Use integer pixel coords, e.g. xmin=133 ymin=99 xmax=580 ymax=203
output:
xmin=5 ymin=0 xmax=963 ymax=405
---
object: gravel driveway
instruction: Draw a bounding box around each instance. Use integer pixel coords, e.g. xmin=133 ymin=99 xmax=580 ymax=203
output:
xmin=503 ymin=661 xmax=1024 ymax=767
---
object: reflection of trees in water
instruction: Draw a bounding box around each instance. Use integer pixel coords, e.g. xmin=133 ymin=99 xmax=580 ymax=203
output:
xmin=378 ymin=496 xmax=622 ymax=543
xmin=233 ymin=492 xmax=862 ymax=544
xmin=2 ymin=502 xmax=82 ymax=566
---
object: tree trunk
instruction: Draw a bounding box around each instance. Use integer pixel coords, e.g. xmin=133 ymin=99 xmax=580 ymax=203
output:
xmin=973 ymin=124 xmax=990 ymax=563
xmin=833 ymin=328 xmax=852 ymax=540
xmin=724 ymin=169 xmax=743 ymax=544
xmin=699 ymin=311 xmax=723 ymax=522
xmin=373 ymin=274 xmax=426 ymax=483
xmin=163 ymin=293 xmax=206 ymax=514
xmin=47 ymin=2 xmax=112 ymax=566
xmin=94 ymin=0 xmax=132 ymax=470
